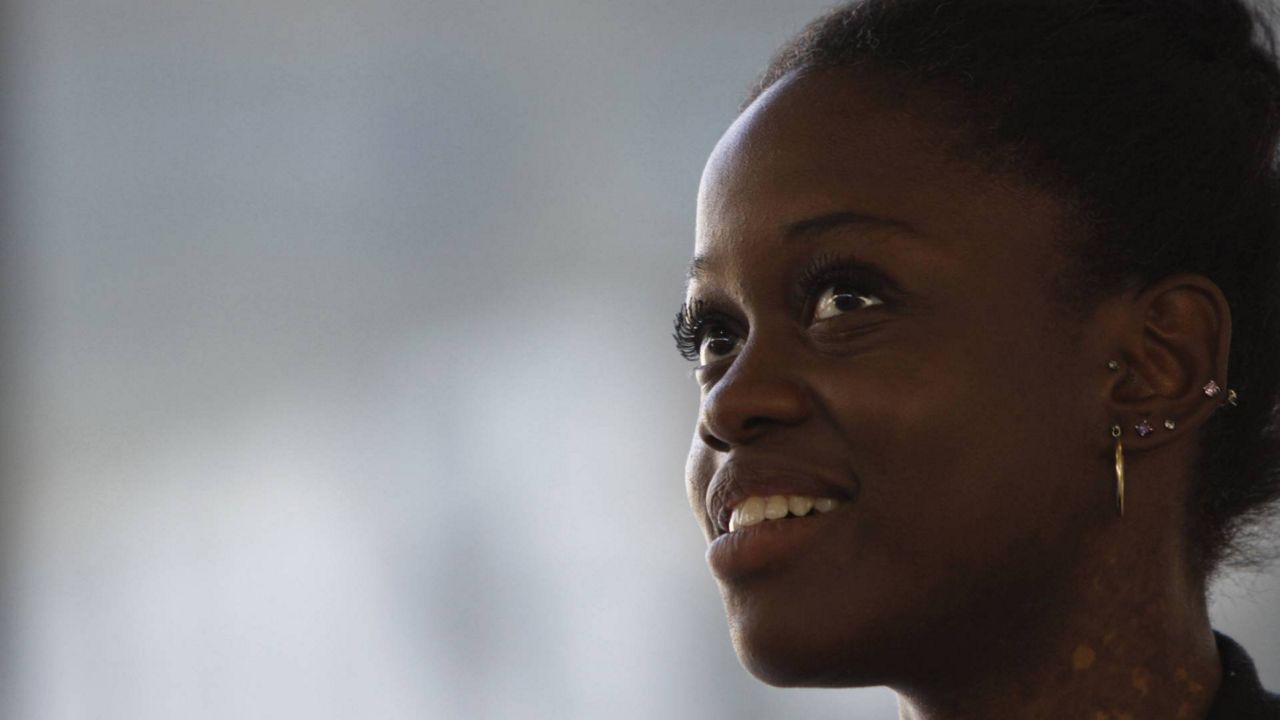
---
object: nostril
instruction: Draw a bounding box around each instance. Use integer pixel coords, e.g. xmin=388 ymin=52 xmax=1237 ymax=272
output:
xmin=729 ymin=415 xmax=782 ymax=445
xmin=697 ymin=364 xmax=810 ymax=449
xmin=700 ymin=415 xmax=778 ymax=451
xmin=698 ymin=424 xmax=732 ymax=453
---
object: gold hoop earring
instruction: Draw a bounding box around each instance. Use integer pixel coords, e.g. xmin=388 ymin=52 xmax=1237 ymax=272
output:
xmin=1111 ymin=424 xmax=1124 ymax=517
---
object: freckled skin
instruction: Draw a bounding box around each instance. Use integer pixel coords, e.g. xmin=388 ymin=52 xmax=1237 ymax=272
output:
xmin=684 ymin=69 xmax=1225 ymax=719
xmin=1131 ymin=667 xmax=1152 ymax=695
xmin=1075 ymin=646 xmax=1098 ymax=671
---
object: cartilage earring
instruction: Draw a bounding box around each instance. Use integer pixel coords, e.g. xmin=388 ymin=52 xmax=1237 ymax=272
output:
xmin=1106 ymin=360 xmax=1121 ymax=372
xmin=1164 ymin=419 xmax=1176 ymax=431
xmin=1204 ymin=380 xmax=1242 ymax=408
xmin=1111 ymin=424 xmax=1125 ymax=518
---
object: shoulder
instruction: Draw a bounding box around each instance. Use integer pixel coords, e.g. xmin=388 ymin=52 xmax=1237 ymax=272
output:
xmin=1206 ymin=631 xmax=1280 ymax=720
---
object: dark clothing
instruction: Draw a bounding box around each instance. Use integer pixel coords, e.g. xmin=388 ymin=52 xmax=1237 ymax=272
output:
xmin=1207 ymin=631 xmax=1280 ymax=719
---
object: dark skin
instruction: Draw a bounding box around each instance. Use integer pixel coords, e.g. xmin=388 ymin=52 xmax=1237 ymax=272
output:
xmin=683 ymin=69 xmax=1232 ymax=719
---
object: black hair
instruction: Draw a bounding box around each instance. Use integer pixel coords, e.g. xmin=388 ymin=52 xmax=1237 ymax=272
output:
xmin=751 ymin=0 xmax=1280 ymax=581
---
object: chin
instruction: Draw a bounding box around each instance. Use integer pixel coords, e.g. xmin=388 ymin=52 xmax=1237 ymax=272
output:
xmin=722 ymin=590 xmax=897 ymax=688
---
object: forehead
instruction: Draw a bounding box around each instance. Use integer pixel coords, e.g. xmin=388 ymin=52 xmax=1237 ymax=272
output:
xmin=693 ymin=69 xmax=1068 ymax=280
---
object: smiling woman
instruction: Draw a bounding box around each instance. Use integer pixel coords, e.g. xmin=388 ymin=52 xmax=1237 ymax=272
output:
xmin=675 ymin=1 xmax=1280 ymax=718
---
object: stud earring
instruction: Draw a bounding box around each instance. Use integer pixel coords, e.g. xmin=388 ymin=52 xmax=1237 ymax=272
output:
xmin=1106 ymin=360 xmax=1121 ymax=372
xmin=1111 ymin=424 xmax=1125 ymax=518
xmin=1164 ymin=419 xmax=1177 ymax=431
xmin=1134 ymin=419 xmax=1153 ymax=438
xmin=1204 ymin=380 xmax=1242 ymax=408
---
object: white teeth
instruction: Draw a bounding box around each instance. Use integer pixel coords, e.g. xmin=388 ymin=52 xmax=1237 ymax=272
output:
xmin=763 ymin=495 xmax=788 ymax=520
xmin=814 ymin=497 xmax=839 ymax=513
xmin=788 ymin=495 xmax=814 ymax=516
xmin=726 ymin=495 xmax=842 ymax=531
xmin=732 ymin=496 xmax=765 ymax=530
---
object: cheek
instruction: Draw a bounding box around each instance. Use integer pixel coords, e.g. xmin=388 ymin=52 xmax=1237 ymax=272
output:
xmin=685 ymin=441 xmax=718 ymax=538
xmin=814 ymin=339 xmax=1096 ymax=574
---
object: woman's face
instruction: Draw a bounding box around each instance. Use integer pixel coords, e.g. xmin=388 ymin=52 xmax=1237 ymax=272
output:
xmin=683 ymin=70 xmax=1114 ymax=686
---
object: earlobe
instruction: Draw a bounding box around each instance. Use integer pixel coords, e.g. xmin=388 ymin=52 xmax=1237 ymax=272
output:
xmin=1104 ymin=274 xmax=1232 ymax=449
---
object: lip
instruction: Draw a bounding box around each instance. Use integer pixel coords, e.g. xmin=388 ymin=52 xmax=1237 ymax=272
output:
xmin=703 ymin=458 xmax=859 ymax=579
xmin=706 ymin=501 xmax=853 ymax=580
xmin=704 ymin=458 xmax=858 ymax=535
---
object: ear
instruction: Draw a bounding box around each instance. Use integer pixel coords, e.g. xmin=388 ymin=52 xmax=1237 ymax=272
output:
xmin=1105 ymin=273 xmax=1232 ymax=450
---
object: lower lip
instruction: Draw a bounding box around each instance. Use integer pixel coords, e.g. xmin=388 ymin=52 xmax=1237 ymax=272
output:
xmin=706 ymin=506 xmax=849 ymax=580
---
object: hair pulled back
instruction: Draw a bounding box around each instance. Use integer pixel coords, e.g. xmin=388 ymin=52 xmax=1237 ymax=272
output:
xmin=752 ymin=0 xmax=1280 ymax=580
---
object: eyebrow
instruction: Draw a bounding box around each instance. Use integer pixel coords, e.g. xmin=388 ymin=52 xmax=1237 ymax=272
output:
xmin=784 ymin=210 xmax=909 ymax=240
xmin=685 ymin=210 xmax=912 ymax=285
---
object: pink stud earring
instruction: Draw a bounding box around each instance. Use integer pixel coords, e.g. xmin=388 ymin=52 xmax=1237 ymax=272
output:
xmin=1204 ymin=380 xmax=1222 ymax=398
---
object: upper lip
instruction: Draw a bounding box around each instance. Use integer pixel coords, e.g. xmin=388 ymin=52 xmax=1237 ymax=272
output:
xmin=705 ymin=457 xmax=858 ymax=535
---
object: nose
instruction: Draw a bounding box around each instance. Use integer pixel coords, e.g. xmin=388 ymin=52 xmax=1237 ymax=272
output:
xmin=697 ymin=342 xmax=811 ymax=451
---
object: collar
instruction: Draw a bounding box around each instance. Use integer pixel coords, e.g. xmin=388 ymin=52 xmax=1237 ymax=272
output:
xmin=1205 ymin=631 xmax=1280 ymax=720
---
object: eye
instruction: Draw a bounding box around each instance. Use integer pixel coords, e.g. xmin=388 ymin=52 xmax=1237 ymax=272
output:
xmin=673 ymin=299 xmax=744 ymax=369
xmin=812 ymin=283 xmax=885 ymax=321
xmin=795 ymin=252 xmax=895 ymax=325
xmin=699 ymin=325 xmax=743 ymax=366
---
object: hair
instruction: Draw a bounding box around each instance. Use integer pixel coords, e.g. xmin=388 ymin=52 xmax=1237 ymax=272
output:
xmin=750 ymin=0 xmax=1280 ymax=582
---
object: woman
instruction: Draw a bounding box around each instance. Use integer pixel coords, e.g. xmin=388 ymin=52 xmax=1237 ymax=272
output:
xmin=674 ymin=0 xmax=1280 ymax=717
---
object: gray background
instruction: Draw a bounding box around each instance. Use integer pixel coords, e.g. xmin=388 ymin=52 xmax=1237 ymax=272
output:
xmin=2 ymin=1 xmax=1275 ymax=718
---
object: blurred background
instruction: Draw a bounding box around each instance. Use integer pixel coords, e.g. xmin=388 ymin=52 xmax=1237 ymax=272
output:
xmin=0 ymin=1 xmax=1275 ymax=718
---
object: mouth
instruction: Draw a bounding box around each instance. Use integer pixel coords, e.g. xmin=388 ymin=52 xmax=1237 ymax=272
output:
xmin=707 ymin=498 xmax=852 ymax=580
xmin=724 ymin=494 xmax=843 ymax=532
xmin=702 ymin=460 xmax=858 ymax=580
xmin=705 ymin=460 xmax=857 ymax=536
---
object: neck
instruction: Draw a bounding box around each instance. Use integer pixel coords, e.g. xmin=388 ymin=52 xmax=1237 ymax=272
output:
xmin=893 ymin=529 xmax=1221 ymax=720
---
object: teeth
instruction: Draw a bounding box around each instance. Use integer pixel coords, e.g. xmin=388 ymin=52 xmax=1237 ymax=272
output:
xmin=727 ymin=495 xmax=841 ymax=532
xmin=788 ymin=495 xmax=814 ymax=516
xmin=731 ymin=496 xmax=765 ymax=532
xmin=763 ymin=495 xmax=789 ymax=520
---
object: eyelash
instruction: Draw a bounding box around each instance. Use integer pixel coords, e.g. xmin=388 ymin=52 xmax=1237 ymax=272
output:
xmin=793 ymin=251 xmax=890 ymax=314
xmin=672 ymin=253 xmax=890 ymax=362
xmin=672 ymin=299 xmax=732 ymax=362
